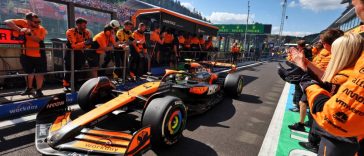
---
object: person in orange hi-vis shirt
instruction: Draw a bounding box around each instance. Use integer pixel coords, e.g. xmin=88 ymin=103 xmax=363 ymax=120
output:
xmin=231 ymin=42 xmax=240 ymax=64
xmin=4 ymin=12 xmax=47 ymax=97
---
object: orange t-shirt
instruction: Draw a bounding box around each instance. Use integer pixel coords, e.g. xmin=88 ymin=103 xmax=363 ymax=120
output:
xmin=163 ymin=33 xmax=174 ymax=44
xmin=205 ymin=41 xmax=213 ymax=50
xmin=150 ymin=31 xmax=162 ymax=44
xmin=184 ymin=37 xmax=191 ymax=48
xmin=12 ymin=19 xmax=47 ymax=57
xmin=231 ymin=46 xmax=240 ymax=53
xmin=199 ymin=39 xmax=206 ymax=45
xmin=93 ymin=31 xmax=116 ymax=54
xmin=178 ymin=36 xmax=185 ymax=45
xmin=191 ymin=37 xmax=200 ymax=45
xmin=66 ymin=28 xmax=91 ymax=50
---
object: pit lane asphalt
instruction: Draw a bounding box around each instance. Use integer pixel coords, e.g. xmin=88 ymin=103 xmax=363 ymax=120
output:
xmin=0 ymin=61 xmax=286 ymax=156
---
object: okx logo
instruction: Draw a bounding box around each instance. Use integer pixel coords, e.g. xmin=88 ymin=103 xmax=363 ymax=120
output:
xmin=333 ymin=112 xmax=348 ymax=123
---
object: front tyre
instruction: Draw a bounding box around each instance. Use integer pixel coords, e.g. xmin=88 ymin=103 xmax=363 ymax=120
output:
xmin=142 ymin=96 xmax=187 ymax=147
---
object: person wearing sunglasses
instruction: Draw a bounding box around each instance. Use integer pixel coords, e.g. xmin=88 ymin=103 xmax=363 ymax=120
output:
xmin=4 ymin=12 xmax=48 ymax=97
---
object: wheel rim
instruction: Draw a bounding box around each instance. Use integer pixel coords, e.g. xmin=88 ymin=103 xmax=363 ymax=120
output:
xmin=167 ymin=110 xmax=183 ymax=135
xmin=237 ymin=78 xmax=243 ymax=95
xmin=162 ymin=103 xmax=186 ymax=145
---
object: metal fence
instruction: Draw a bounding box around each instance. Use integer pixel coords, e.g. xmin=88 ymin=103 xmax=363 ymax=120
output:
xmin=0 ymin=45 xmax=256 ymax=98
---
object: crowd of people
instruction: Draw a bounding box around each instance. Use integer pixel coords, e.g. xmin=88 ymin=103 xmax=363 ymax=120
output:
xmin=3 ymin=12 xmax=216 ymax=96
xmin=60 ymin=0 xmax=135 ymax=23
xmin=278 ymin=0 xmax=364 ymax=155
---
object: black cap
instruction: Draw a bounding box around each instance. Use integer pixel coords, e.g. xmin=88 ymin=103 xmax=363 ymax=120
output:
xmin=76 ymin=17 xmax=88 ymax=24
xmin=123 ymin=20 xmax=133 ymax=26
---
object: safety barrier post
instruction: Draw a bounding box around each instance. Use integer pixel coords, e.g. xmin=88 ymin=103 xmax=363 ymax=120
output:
xmin=71 ymin=49 xmax=75 ymax=93
xmin=122 ymin=48 xmax=128 ymax=84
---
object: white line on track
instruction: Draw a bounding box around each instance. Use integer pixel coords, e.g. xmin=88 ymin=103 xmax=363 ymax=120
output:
xmin=258 ymin=82 xmax=291 ymax=156
xmin=0 ymin=62 xmax=264 ymax=128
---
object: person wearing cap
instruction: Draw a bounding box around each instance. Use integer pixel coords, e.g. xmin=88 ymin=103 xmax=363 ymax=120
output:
xmin=100 ymin=20 xmax=121 ymax=76
xmin=63 ymin=17 xmax=92 ymax=92
xmin=4 ymin=12 xmax=48 ymax=97
xmin=115 ymin=20 xmax=134 ymax=80
xmin=88 ymin=24 xmax=121 ymax=78
xmin=131 ymin=23 xmax=148 ymax=77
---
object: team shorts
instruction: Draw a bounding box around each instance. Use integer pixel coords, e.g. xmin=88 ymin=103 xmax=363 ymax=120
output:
xmin=86 ymin=50 xmax=100 ymax=68
xmin=20 ymin=54 xmax=47 ymax=74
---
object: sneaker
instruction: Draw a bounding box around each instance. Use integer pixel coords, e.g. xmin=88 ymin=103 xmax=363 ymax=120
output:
xmin=304 ymin=121 xmax=311 ymax=127
xmin=289 ymin=107 xmax=300 ymax=112
xmin=288 ymin=122 xmax=305 ymax=132
xmin=20 ymin=88 xmax=33 ymax=95
xmin=299 ymin=142 xmax=318 ymax=153
xmin=63 ymin=86 xmax=71 ymax=93
xmin=35 ymin=89 xmax=44 ymax=98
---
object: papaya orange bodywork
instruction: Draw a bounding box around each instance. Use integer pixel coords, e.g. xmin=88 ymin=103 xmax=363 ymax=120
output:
xmin=82 ymin=129 xmax=133 ymax=140
xmin=50 ymin=112 xmax=71 ymax=132
xmin=126 ymin=127 xmax=151 ymax=156
xmin=189 ymin=86 xmax=208 ymax=95
xmin=71 ymin=82 xmax=161 ymax=126
xmin=76 ymin=134 xmax=130 ymax=146
xmin=72 ymin=140 xmax=127 ymax=153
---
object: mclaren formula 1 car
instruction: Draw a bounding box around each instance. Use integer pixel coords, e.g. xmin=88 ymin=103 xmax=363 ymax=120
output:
xmin=35 ymin=61 xmax=244 ymax=155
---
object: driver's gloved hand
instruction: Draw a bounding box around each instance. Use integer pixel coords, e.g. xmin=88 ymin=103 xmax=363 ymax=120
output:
xmin=277 ymin=61 xmax=306 ymax=84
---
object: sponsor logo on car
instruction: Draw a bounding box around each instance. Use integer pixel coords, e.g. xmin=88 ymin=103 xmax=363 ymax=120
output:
xmin=9 ymin=102 xmax=38 ymax=114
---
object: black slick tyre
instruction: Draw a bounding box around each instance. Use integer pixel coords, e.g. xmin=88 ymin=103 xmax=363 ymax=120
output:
xmin=224 ymin=73 xmax=244 ymax=97
xmin=142 ymin=96 xmax=187 ymax=147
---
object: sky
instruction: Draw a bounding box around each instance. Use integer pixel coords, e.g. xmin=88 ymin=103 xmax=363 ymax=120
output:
xmin=179 ymin=0 xmax=348 ymax=37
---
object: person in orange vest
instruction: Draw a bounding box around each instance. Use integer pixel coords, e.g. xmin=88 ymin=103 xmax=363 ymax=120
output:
xmin=4 ymin=12 xmax=47 ymax=97
xmin=161 ymin=28 xmax=175 ymax=67
xmin=63 ymin=17 xmax=92 ymax=92
xmin=150 ymin=25 xmax=164 ymax=65
xmin=311 ymin=42 xmax=323 ymax=61
xmin=231 ymin=42 xmax=240 ymax=64
xmin=100 ymin=20 xmax=121 ymax=76
xmin=183 ymin=33 xmax=192 ymax=59
xmin=177 ymin=31 xmax=185 ymax=60
xmin=131 ymin=23 xmax=148 ymax=77
xmin=88 ymin=24 xmax=120 ymax=78
xmin=284 ymin=32 xmax=362 ymax=156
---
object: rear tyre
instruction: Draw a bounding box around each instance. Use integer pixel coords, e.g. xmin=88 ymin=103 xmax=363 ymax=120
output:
xmin=77 ymin=77 xmax=115 ymax=112
xmin=224 ymin=73 xmax=244 ymax=97
xmin=142 ymin=96 xmax=187 ymax=147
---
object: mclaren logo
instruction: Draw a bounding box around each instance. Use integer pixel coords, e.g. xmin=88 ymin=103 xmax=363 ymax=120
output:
xmin=333 ymin=112 xmax=348 ymax=123
xmin=99 ymin=137 xmax=113 ymax=145
xmin=138 ymin=131 xmax=149 ymax=144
